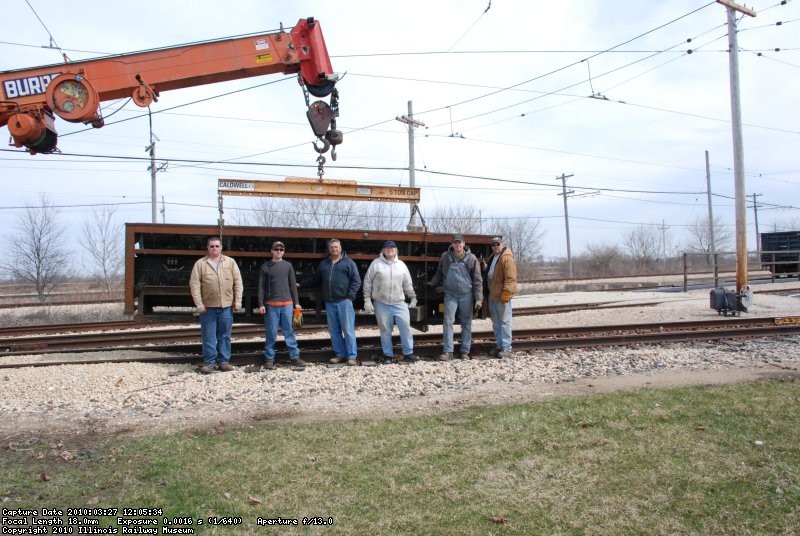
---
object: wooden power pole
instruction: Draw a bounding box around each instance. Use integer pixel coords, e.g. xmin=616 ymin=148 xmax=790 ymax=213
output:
xmin=717 ymin=0 xmax=756 ymax=310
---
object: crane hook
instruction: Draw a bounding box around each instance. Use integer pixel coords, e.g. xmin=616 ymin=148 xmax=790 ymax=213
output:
xmin=312 ymin=137 xmax=330 ymax=154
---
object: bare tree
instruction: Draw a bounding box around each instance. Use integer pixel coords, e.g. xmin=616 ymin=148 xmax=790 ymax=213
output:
xmin=574 ymin=243 xmax=628 ymax=278
xmin=234 ymin=197 xmax=284 ymax=227
xmin=766 ymin=217 xmax=800 ymax=232
xmin=489 ymin=217 xmax=545 ymax=278
xmin=491 ymin=218 xmax=545 ymax=262
xmin=425 ymin=204 xmax=483 ymax=234
xmin=623 ymin=224 xmax=665 ymax=274
xmin=2 ymin=195 xmax=69 ymax=302
xmin=236 ymin=198 xmax=405 ymax=231
xmin=82 ymin=206 xmax=124 ymax=295
xmin=685 ymin=214 xmax=733 ymax=253
xmin=367 ymin=203 xmax=406 ymax=231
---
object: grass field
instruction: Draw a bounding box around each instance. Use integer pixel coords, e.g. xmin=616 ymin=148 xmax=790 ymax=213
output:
xmin=2 ymin=378 xmax=798 ymax=535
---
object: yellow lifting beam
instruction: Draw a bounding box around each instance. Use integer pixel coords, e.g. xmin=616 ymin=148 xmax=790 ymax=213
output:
xmin=217 ymin=177 xmax=421 ymax=203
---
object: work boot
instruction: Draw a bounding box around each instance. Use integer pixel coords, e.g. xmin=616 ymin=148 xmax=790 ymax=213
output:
xmin=198 ymin=364 xmax=214 ymax=374
xmin=402 ymin=354 xmax=420 ymax=363
xmin=291 ymin=359 xmax=307 ymax=368
xmin=263 ymin=360 xmax=275 ymax=370
xmin=497 ymin=351 xmax=513 ymax=359
xmin=218 ymin=363 xmax=234 ymax=372
xmin=460 ymin=352 xmax=471 ymax=360
xmin=329 ymin=357 xmax=346 ymax=364
xmin=345 ymin=359 xmax=358 ymax=366
xmin=435 ymin=352 xmax=453 ymax=361
xmin=489 ymin=347 xmax=500 ymax=358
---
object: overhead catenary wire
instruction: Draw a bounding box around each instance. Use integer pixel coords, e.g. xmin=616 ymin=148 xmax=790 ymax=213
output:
xmin=7 ymin=1 xmax=790 ymax=178
xmin=22 ymin=0 xmax=64 ymax=60
xmin=3 ymin=1 xmax=796 ymax=246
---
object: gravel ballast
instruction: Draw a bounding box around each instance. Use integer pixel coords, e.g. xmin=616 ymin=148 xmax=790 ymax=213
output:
xmin=2 ymin=284 xmax=799 ymax=437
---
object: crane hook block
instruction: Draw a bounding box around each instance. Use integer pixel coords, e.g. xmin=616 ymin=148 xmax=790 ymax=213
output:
xmin=306 ymin=100 xmax=334 ymax=138
xmin=45 ymin=73 xmax=100 ymax=123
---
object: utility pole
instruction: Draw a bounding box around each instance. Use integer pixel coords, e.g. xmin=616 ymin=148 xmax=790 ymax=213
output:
xmin=396 ymin=101 xmax=426 ymax=232
xmin=659 ymin=219 xmax=669 ymax=261
xmin=751 ymin=192 xmax=762 ymax=251
xmin=556 ymin=173 xmax=575 ymax=278
xmin=705 ymin=150 xmax=718 ymax=286
xmin=717 ymin=0 xmax=756 ymax=310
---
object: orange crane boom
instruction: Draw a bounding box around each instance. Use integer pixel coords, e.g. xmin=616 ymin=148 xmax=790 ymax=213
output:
xmin=0 ymin=17 xmax=341 ymax=155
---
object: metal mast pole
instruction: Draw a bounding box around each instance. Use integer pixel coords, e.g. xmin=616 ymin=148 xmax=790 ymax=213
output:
xmin=705 ymin=150 xmax=718 ymax=287
xmin=752 ymin=192 xmax=762 ymax=251
xmin=147 ymin=110 xmax=157 ymax=224
xmin=557 ymin=173 xmax=575 ymax=278
xmin=396 ymin=101 xmax=426 ymax=231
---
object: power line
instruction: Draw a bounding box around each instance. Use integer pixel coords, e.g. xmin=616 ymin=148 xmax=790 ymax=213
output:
xmin=412 ymin=2 xmax=718 ymax=119
xmin=22 ymin=0 xmax=63 ymax=60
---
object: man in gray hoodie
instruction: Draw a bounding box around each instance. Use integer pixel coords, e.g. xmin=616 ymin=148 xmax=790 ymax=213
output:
xmin=362 ymin=240 xmax=418 ymax=364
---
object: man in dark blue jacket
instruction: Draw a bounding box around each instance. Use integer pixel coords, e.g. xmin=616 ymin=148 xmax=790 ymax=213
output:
xmin=305 ymin=239 xmax=362 ymax=365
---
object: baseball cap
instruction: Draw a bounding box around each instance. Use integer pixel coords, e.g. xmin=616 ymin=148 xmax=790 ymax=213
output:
xmin=490 ymin=236 xmax=503 ymax=244
xmin=271 ymin=241 xmax=285 ymax=249
xmin=383 ymin=240 xmax=397 ymax=248
xmin=452 ymin=234 xmax=464 ymax=242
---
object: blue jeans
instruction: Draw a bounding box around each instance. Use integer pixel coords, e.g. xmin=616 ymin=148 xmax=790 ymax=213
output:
xmin=442 ymin=292 xmax=474 ymax=353
xmin=374 ymin=301 xmax=414 ymax=357
xmin=488 ymin=299 xmax=513 ymax=351
xmin=264 ymin=304 xmax=300 ymax=361
xmin=326 ymin=299 xmax=357 ymax=359
xmin=199 ymin=306 xmax=233 ymax=366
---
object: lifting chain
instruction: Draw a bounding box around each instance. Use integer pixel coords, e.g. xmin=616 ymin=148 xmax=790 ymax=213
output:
xmin=317 ymin=154 xmax=326 ymax=180
xmin=327 ymin=87 xmax=341 ymax=162
xmin=300 ymin=73 xmax=311 ymax=107
xmin=217 ymin=193 xmax=224 ymax=239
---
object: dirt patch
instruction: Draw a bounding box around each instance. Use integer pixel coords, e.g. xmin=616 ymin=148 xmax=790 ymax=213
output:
xmin=3 ymin=361 xmax=798 ymax=444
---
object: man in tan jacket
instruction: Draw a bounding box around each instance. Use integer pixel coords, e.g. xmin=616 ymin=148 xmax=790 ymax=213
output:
xmin=485 ymin=235 xmax=517 ymax=358
xmin=189 ymin=236 xmax=243 ymax=373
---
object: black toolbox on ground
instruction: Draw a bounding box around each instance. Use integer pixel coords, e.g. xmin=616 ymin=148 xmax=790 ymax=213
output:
xmin=710 ymin=288 xmax=739 ymax=316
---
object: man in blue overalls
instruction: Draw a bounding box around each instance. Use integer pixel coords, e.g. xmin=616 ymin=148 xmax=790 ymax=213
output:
xmin=428 ymin=234 xmax=483 ymax=360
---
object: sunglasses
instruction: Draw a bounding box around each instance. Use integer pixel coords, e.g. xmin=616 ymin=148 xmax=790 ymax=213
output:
xmin=491 ymin=242 xmax=501 ymax=246
xmin=208 ymin=245 xmax=221 ymax=248
xmin=272 ymin=248 xmax=285 ymax=252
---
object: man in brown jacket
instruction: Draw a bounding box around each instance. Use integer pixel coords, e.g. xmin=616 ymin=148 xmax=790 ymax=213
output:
xmin=189 ymin=236 xmax=243 ymax=373
xmin=485 ymin=235 xmax=517 ymax=358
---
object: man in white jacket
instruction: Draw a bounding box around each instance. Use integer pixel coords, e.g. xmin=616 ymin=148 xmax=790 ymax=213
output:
xmin=362 ymin=241 xmax=419 ymax=364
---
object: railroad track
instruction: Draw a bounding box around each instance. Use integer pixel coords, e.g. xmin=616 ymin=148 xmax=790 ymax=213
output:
xmin=0 ymin=299 xmax=666 ymax=352
xmin=2 ymin=317 xmax=799 ymax=369
xmin=3 ymin=279 xmax=797 ymax=342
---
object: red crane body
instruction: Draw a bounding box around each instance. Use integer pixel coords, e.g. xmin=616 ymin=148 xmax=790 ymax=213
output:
xmin=0 ymin=17 xmax=340 ymax=155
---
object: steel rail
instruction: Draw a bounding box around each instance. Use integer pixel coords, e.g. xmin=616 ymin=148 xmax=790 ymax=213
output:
xmin=0 ymin=300 xmax=664 ymax=352
xmin=2 ymin=317 xmax=798 ymax=369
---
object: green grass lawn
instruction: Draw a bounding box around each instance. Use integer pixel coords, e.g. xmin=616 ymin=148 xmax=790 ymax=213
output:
xmin=2 ymin=378 xmax=798 ymax=535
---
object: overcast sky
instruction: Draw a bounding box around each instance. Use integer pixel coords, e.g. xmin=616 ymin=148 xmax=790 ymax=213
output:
xmin=1 ymin=0 xmax=798 ymax=259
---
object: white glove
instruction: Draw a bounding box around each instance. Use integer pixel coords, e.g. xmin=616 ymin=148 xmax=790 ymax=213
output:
xmin=409 ymin=298 xmax=417 ymax=308
xmin=364 ymin=299 xmax=374 ymax=314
